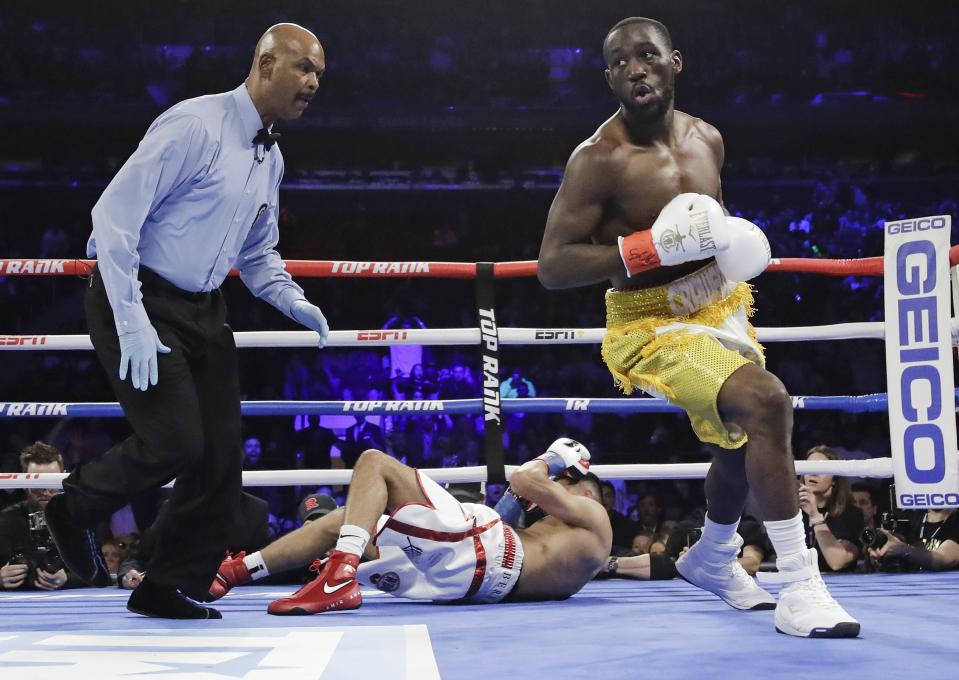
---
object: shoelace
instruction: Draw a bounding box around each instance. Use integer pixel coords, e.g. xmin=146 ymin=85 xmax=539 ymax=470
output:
xmin=788 ymin=573 xmax=839 ymax=607
xmin=286 ymin=559 xmax=327 ymax=598
xmin=728 ymin=562 xmax=757 ymax=588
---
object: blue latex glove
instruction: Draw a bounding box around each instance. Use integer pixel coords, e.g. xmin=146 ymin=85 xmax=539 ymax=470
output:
xmin=291 ymin=299 xmax=329 ymax=348
xmin=118 ymin=324 xmax=172 ymax=391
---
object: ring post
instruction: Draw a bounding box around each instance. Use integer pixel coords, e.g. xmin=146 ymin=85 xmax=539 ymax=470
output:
xmin=883 ymin=215 xmax=959 ymax=509
xmin=475 ymin=262 xmax=506 ymax=485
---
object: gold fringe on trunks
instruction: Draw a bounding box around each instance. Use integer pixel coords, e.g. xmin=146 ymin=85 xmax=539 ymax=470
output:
xmin=601 ymin=283 xmax=758 ymax=398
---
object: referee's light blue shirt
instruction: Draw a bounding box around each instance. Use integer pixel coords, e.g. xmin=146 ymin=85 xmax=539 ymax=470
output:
xmin=87 ymin=83 xmax=306 ymax=334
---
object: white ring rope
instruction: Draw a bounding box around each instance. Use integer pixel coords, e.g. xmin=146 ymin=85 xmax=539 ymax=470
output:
xmin=0 ymin=322 xmax=893 ymax=351
xmin=0 ymin=458 xmax=894 ymax=489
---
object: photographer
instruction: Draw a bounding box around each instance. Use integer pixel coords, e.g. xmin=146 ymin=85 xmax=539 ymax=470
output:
xmin=868 ymin=508 xmax=959 ymax=572
xmin=799 ymin=446 xmax=863 ymax=573
xmin=850 ymin=484 xmax=879 ymax=531
xmin=0 ymin=442 xmax=80 ymax=590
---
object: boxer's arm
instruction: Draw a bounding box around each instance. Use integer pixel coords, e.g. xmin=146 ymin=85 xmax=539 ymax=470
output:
xmin=538 ymin=144 xmax=623 ymax=289
xmin=700 ymin=121 xmax=727 ymax=208
xmin=601 ymin=553 xmax=650 ymax=580
xmin=509 ymin=463 xmax=609 ymax=539
xmin=598 ymin=553 xmax=678 ymax=580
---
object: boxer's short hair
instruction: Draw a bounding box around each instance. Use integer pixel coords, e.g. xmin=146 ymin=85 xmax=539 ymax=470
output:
xmin=572 ymin=471 xmax=603 ymax=499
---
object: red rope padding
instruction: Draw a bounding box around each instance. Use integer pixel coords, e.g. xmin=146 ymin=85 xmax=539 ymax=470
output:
xmin=1 ymin=246 xmax=957 ymax=279
xmin=767 ymin=257 xmax=883 ymax=276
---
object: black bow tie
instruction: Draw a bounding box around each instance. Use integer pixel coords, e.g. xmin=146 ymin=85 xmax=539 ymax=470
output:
xmin=253 ymin=127 xmax=281 ymax=151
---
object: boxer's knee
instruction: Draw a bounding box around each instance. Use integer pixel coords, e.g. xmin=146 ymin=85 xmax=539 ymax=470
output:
xmin=354 ymin=448 xmax=390 ymax=472
xmin=722 ymin=368 xmax=792 ymax=436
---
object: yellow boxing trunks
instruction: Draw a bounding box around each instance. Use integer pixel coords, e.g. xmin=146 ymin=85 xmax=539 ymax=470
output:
xmin=601 ymin=261 xmax=765 ymax=449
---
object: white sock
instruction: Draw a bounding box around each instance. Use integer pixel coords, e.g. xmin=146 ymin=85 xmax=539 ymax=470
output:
xmin=702 ymin=514 xmax=740 ymax=544
xmin=764 ymin=512 xmax=807 ymax=566
xmin=335 ymin=525 xmax=370 ymax=557
xmin=242 ymin=551 xmax=270 ymax=581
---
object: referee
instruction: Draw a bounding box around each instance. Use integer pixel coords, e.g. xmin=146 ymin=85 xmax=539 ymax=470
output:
xmin=45 ymin=23 xmax=329 ymax=619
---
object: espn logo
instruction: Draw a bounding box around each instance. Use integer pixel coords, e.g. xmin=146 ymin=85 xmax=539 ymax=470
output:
xmin=0 ymin=336 xmax=47 ymax=346
xmin=356 ymin=331 xmax=409 ymax=341
xmin=534 ymin=330 xmax=579 ymax=340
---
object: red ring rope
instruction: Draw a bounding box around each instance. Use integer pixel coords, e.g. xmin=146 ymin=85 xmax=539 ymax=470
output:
xmin=1 ymin=245 xmax=957 ymax=279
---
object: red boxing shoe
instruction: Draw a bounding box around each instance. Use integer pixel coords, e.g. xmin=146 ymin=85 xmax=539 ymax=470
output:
xmin=207 ymin=551 xmax=251 ymax=601
xmin=267 ymin=550 xmax=361 ymax=616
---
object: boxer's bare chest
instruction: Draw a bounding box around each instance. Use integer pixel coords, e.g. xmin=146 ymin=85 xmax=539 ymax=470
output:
xmin=596 ymin=122 xmax=722 ymax=288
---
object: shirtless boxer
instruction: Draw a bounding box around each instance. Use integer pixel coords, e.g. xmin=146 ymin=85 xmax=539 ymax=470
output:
xmin=536 ymin=17 xmax=858 ymax=638
xmin=208 ymin=438 xmax=611 ymax=613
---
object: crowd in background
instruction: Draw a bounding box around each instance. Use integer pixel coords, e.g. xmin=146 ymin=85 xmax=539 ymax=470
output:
xmin=1 ymin=3 xmax=954 ymax=116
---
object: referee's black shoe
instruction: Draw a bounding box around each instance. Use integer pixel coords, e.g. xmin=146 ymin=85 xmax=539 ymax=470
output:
xmin=128 ymin=578 xmax=222 ymax=619
xmin=44 ymin=493 xmax=111 ymax=587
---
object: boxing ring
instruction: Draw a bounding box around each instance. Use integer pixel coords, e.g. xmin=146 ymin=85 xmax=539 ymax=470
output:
xmin=1 ymin=249 xmax=958 ymax=679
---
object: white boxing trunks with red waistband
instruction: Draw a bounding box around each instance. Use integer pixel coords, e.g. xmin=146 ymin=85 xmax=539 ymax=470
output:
xmin=356 ymin=470 xmax=524 ymax=604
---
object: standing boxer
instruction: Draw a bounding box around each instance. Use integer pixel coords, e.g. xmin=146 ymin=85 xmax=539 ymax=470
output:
xmin=536 ymin=17 xmax=858 ymax=637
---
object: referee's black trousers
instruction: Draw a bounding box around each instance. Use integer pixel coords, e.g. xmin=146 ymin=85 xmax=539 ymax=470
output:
xmin=63 ymin=266 xmax=242 ymax=599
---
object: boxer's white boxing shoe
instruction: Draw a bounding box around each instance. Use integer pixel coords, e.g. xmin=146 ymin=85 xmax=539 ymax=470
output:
xmin=676 ymin=533 xmax=776 ymax=610
xmin=759 ymin=548 xmax=860 ymax=638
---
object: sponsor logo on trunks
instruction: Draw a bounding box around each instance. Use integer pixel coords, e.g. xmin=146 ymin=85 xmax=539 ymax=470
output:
xmin=356 ymin=330 xmax=409 ymax=341
xmin=0 ymin=259 xmax=66 ymax=274
xmin=371 ymin=571 xmax=401 ymax=592
xmin=479 ymin=308 xmax=501 ymax=424
xmin=401 ymin=538 xmax=423 ymax=563
xmin=0 ymin=335 xmax=47 ymax=346
xmin=534 ymin=330 xmax=582 ymax=340
xmin=343 ymin=401 xmax=445 ymax=412
xmin=331 ymin=261 xmax=431 ymax=275
xmin=502 ymin=527 xmax=517 ymax=570
xmin=885 ymin=216 xmax=947 ymax=235
xmin=656 ymin=224 xmax=686 ymax=253
xmin=0 ymin=403 xmax=68 ymax=416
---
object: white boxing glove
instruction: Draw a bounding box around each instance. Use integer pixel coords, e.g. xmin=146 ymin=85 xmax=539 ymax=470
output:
xmin=618 ymin=193 xmax=730 ymax=277
xmin=714 ymin=216 xmax=771 ymax=283
xmin=520 ymin=437 xmax=591 ymax=478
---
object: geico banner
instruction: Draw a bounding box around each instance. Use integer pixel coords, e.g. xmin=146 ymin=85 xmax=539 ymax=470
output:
xmin=884 ymin=214 xmax=959 ymax=509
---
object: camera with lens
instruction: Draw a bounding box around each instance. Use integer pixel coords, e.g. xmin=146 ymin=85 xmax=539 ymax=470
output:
xmin=685 ymin=526 xmax=703 ymax=548
xmin=860 ymin=512 xmax=911 ymax=550
xmin=11 ymin=511 xmax=65 ymax=583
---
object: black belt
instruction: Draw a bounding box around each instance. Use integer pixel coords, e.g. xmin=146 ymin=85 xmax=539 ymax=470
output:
xmin=91 ymin=265 xmax=215 ymax=301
